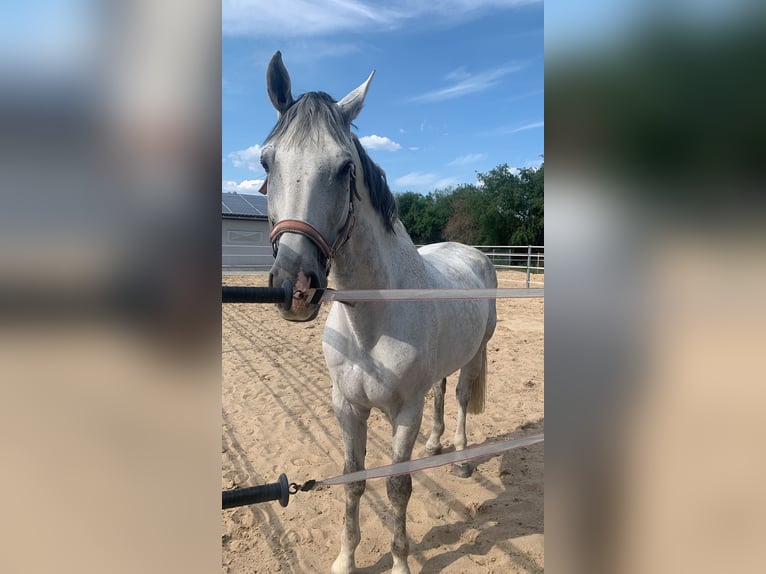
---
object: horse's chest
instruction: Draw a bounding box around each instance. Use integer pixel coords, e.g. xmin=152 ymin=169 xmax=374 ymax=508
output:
xmin=323 ymin=334 xmax=428 ymax=408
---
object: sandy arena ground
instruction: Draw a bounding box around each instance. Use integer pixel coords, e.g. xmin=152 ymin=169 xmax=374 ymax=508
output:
xmin=222 ymin=270 xmax=544 ymax=573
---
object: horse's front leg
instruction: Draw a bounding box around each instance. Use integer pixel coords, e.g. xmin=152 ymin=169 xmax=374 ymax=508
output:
xmin=387 ymin=398 xmax=424 ymax=574
xmin=331 ymin=387 xmax=369 ymax=574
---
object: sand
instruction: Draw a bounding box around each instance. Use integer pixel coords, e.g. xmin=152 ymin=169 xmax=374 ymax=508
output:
xmin=222 ymin=270 xmax=544 ymax=573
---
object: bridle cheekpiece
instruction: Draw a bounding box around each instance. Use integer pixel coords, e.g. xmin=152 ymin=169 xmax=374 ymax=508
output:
xmin=262 ymin=169 xmax=360 ymax=274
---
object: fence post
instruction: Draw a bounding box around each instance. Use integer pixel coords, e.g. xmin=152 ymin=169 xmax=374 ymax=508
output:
xmin=526 ymin=245 xmax=532 ymax=288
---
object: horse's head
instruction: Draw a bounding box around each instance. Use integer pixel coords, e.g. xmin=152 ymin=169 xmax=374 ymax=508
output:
xmin=262 ymin=51 xmax=374 ymax=321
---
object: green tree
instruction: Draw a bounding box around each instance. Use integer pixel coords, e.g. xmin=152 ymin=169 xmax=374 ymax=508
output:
xmin=510 ymin=164 xmax=544 ymax=245
xmin=396 ymin=161 xmax=544 ymax=246
xmin=443 ymin=185 xmax=481 ymax=243
xmin=396 ymin=190 xmax=452 ymax=244
xmin=477 ymin=163 xmax=544 ymax=245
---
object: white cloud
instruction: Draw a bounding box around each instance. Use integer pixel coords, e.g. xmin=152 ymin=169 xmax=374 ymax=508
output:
xmin=445 ymin=66 xmax=471 ymax=82
xmin=506 ymin=88 xmax=544 ymax=103
xmin=394 ymin=172 xmax=459 ymax=190
xmin=223 ymin=1 xmax=541 ymax=37
xmin=358 ymin=134 xmax=402 ymax=151
xmin=224 ymin=1 xmax=394 ymax=36
xmin=227 ymin=144 xmax=263 ymax=172
xmin=510 ymin=121 xmax=544 ymax=133
xmin=525 ymin=155 xmax=544 ymax=168
xmin=481 ymin=120 xmax=544 ymax=137
xmin=222 ymin=179 xmax=265 ymax=193
xmin=449 ymin=153 xmax=485 ymax=166
xmin=433 ymin=177 xmax=460 ymax=189
xmin=410 ymin=62 xmax=528 ymax=103
xmin=257 ymin=41 xmax=362 ymax=65
xmin=394 ymin=172 xmax=438 ymax=188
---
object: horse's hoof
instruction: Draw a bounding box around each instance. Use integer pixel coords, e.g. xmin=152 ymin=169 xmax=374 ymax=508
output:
xmin=425 ymin=443 xmax=442 ymax=456
xmin=452 ymin=462 xmax=474 ymax=478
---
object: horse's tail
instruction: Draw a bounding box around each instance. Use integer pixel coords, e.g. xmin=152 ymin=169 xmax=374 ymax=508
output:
xmin=467 ymin=345 xmax=487 ymax=415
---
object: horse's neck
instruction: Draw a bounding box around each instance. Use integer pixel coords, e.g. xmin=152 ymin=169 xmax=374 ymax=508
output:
xmin=330 ymin=205 xmax=424 ymax=291
xmin=327 ymin=204 xmax=431 ymax=348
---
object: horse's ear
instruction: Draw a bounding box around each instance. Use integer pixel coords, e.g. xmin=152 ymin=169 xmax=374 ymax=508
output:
xmin=267 ymin=51 xmax=294 ymax=116
xmin=337 ymin=70 xmax=375 ymax=124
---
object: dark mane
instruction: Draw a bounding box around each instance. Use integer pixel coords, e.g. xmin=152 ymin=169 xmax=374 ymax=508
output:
xmin=264 ymin=91 xmax=398 ymax=233
xmin=351 ymin=135 xmax=398 ymax=232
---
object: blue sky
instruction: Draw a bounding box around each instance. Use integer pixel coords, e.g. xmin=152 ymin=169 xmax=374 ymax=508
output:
xmin=222 ymin=0 xmax=543 ymax=195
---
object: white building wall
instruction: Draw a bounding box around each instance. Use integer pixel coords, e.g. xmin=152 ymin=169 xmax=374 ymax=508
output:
xmin=222 ymin=218 xmax=273 ymax=270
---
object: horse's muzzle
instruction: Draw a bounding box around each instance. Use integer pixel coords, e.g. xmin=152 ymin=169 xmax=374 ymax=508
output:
xmin=268 ymin=235 xmax=327 ymax=322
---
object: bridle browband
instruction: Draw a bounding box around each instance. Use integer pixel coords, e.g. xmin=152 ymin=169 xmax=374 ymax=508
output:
xmin=263 ymin=169 xmax=361 ymax=274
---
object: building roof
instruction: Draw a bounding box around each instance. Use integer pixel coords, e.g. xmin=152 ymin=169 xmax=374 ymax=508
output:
xmin=222 ymin=192 xmax=268 ymax=219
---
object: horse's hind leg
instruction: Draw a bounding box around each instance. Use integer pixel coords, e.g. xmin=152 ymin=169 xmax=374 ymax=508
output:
xmin=331 ymin=389 xmax=370 ymax=574
xmin=425 ymin=377 xmax=447 ymax=455
xmin=453 ymin=344 xmax=487 ymax=478
xmin=387 ymin=399 xmax=424 ymax=574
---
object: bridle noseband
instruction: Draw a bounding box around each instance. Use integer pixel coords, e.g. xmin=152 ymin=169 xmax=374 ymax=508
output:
xmin=263 ymin=170 xmax=361 ymax=274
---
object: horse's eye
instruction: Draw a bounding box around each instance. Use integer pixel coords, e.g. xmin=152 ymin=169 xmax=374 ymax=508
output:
xmin=340 ymin=161 xmax=355 ymax=178
xmin=260 ymin=158 xmax=270 ymax=173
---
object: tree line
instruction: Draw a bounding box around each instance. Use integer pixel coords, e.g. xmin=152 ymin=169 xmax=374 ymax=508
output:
xmin=396 ymin=162 xmax=544 ymax=246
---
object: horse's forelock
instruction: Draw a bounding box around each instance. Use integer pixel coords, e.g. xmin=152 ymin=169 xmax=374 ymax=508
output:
xmin=265 ymin=92 xmax=347 ymax=147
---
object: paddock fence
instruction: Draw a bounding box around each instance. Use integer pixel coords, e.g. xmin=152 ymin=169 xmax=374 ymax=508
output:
xmin=414 ymin=245 xmax=544 ymax=287
xmin=223 ymin=243 xmax=545 ymax=287
xmin=471 ymin=245 xmax=544 ymax=287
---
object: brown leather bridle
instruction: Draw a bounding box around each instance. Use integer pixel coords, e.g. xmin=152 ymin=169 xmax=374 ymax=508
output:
xmin=261 ymin=169 xmax=360 ymax=274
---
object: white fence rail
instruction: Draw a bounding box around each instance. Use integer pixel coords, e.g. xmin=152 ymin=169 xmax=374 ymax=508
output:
xmin=413 ymin=245 xmax=544 ymax=287
xmin=469 ymin=245 xmax=544 ymax=288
